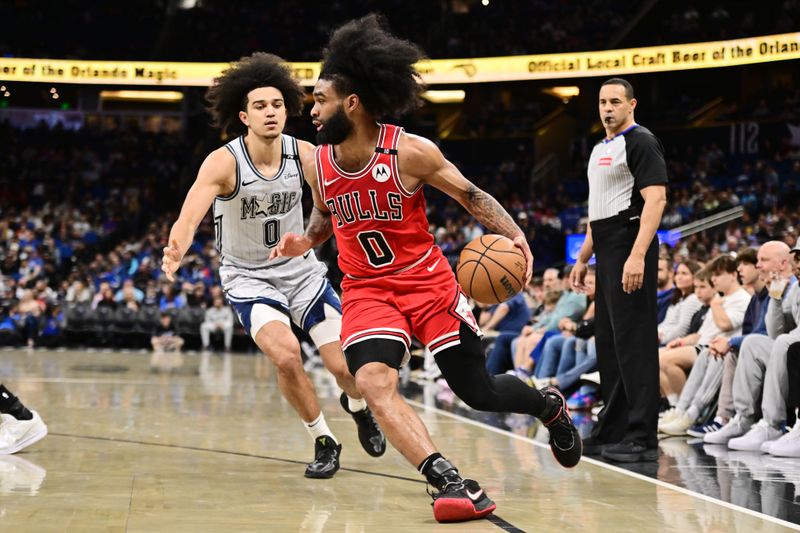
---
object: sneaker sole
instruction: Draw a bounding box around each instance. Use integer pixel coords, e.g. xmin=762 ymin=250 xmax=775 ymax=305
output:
xmin=304 ymin=467 xmax=339 ymax=479
xmin=771 ymin=448 xmax=800 ymax=458
xmin=433 ymin=499 xmax=496 ymax=523
xmin=0 ymin=425 xmax=48 ymax=455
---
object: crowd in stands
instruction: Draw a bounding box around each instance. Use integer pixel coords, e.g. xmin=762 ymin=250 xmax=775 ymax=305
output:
xmin=1 ymin=107 xmax=800 ymax=350
xmin=2 ymin=1 xmax=796 ymax=62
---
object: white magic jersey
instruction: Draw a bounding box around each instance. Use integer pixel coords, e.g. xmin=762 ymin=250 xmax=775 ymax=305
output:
xmin=213 ymin=134 xmax=324 ymax=277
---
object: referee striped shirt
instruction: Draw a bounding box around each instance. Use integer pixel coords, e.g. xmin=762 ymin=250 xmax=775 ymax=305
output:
xmin=587 ymin=124 xmax=668 ymax=221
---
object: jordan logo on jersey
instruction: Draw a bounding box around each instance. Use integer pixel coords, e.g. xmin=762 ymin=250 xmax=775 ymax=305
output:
xmin=240 ymin=192 xmax=298 ymax=219
xmin=325 ymin=190 xmax=403 ymax=228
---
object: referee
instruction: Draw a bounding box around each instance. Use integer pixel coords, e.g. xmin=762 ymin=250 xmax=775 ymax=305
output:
xmin=569 ymin=78 xmax=667 ymax=462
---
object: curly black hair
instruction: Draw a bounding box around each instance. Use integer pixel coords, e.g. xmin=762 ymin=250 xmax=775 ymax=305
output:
xmin=320 ymin=13 xmax=426 ymax=119
xmin=205 ymin=52 xmax=305 ymax=137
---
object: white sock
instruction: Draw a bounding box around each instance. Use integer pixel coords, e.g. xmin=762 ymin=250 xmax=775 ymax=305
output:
xmin=304 ymin=413 xmax=338 ymax=444
xmin=347 ymin=396 xmax=367 ymax=413
xmin=686 ymin=405 xmax=699 ymax=422
xmin=667 ymin=394 xmax=679 ymax=406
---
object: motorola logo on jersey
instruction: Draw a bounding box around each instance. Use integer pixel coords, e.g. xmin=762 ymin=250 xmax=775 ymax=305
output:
xmin=372 ymin=163 xmax=391 ymax=183
xmin=325 ymin=190 xmax=403 ymax=227
xmin=240 ymin=191 xmax=298 ymax=219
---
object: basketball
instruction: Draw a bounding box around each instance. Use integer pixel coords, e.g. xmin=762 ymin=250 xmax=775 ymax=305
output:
xmin=456 ymin=234 xmax=526 ymax=305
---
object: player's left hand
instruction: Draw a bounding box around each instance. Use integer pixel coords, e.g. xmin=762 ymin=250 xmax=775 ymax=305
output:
xmin=513 ymin=236 xmax=533 ymax=285
xmin=270 ymin=232 xmax=312 ymax=260
xmin=622 ymin=253 xmax=645 ymax=293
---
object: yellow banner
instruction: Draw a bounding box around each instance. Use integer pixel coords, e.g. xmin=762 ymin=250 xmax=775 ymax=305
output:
xmin=1 ymin=32 xmax=798 ymax=87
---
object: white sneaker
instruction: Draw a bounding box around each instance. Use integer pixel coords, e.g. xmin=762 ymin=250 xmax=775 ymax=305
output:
xmin=531 ymin=376 xmax=551 ymax=389
xmin=580 ymin=371 xmax=600 ymax=385
xmin=728 ymin=419 xmax=783 ymax=451
xmin=760 ymin=438 xmax=779 ymax=455
xmin=659 ymin=411 xmax=694 ymax=436
xmin=703 ymin=414 xmax=751 ymax=445
xmin=768 ymin=419 xmax=800 ymax=458
xmin=659 ymin=407 xmax=681 ymax=424
xmin=0 ymin=411 xmax=48 ymax=455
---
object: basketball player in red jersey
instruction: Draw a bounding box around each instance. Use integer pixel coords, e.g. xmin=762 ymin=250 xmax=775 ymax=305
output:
xmin=271 ymin=14 xmax=581 ymax=523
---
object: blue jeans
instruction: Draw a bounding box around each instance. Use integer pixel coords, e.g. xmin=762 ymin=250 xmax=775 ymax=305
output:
xmin=534 ymin=334 xmax=567 ymax=378
xmin=556 ymin=337 xmax=598 ymax=393
xmin=528 ymin=329 xmax=560 ymax=371
xmin=485 ymin=331 xmax=519 ymax=375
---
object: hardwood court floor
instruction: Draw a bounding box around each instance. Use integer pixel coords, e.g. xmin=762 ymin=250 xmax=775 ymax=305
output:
xmin=0 ymin=349 xmax=797 ymax=532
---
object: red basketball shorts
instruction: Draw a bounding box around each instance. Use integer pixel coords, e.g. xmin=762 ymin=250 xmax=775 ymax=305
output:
xmin=340 ymin=247 xmax=481 ymax=358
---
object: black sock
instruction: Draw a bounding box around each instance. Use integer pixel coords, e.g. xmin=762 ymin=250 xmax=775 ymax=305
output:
xmin=540 ymin=390 xmax=560 ymax=422
xmin=0 ymin=385 xmax=33 ymax=421
xmin=418 ymin=452 xmax=443 ymax=476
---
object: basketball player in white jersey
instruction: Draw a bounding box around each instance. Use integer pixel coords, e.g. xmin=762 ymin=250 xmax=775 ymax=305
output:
xmin=161 ymin=53 xmax=385 ymax=478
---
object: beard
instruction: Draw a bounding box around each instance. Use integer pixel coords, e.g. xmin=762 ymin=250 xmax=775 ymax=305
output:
xmin=315 ymin=105 xmax=353 ymax=145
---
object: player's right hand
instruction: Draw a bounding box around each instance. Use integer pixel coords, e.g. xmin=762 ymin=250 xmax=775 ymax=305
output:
xmin=512 ymin=236 xmax=533 ymax=285
xmin=161 ymin=239 xmax=182 ymax=282
xmin=569 ymin=260 xmax=588 ymax=292
xmin=270 ymin=233 xmax=311 ymax=260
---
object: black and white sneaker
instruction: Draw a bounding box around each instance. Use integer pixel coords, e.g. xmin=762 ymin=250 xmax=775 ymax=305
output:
xmin=304 ymin=435 xmax=341 ymax=479
xmin=340 ymin=392 xmax=386 ymax=457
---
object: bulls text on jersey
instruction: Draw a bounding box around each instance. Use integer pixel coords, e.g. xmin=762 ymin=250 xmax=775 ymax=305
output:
xmin=324 ymin=190 xmax=403 ymax=227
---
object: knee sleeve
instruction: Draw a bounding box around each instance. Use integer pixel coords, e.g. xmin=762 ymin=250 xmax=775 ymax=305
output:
xmin=309 ymin=314 xmax=342 ymax=348
xmin=249 ymin=304 xmax=290 ymax=343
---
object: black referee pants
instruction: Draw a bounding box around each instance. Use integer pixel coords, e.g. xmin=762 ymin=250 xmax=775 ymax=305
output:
xmin=590 ymin=214 xmax=660 ymax=448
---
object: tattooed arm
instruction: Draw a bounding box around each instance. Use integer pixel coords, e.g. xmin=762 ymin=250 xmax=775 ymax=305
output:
xmin=304 ymin=205 xmax=334 ymax=247
xmin=463 ymin=184 xmax=524 ymax=239
xmin=397 ymin=133 xmax=533 ymax=282
xmin=269 ymin=141 xmax=333 ymax=260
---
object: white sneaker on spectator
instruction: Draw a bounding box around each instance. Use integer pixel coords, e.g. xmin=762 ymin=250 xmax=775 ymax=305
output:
xmin=659 ymin=411 xmax=694 ymax=436
xmin=728 ymin=419 xmax=782 ymax=451
xmin=580 ymin=371 xmax=600 ymax=385
xmin=0 ymin=411 xmax=48 ymax=455
xmin=760 ymin=438 xmax=779 ymax=455
xmin=659 ymin=407 xmax=681 ymax=425
xmin=703 ymin=414 xmax=751 ymax=445
xmin=531 ymin=377 xmax=551 ymax=389
xmin=767 ymin=419 xmax=800 ymax=458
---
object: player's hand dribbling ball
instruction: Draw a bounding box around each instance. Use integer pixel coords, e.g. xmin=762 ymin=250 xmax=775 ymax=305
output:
xmin=456 ymin=235 xmax=526 ymax=304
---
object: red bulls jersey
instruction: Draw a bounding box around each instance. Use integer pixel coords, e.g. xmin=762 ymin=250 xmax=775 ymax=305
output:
xmin=317 ymin=123 xmax=434 ymax=279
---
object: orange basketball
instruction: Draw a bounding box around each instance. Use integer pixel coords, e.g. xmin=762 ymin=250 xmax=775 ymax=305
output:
xmin=456 ymin=234 xmax=526 ymax=305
